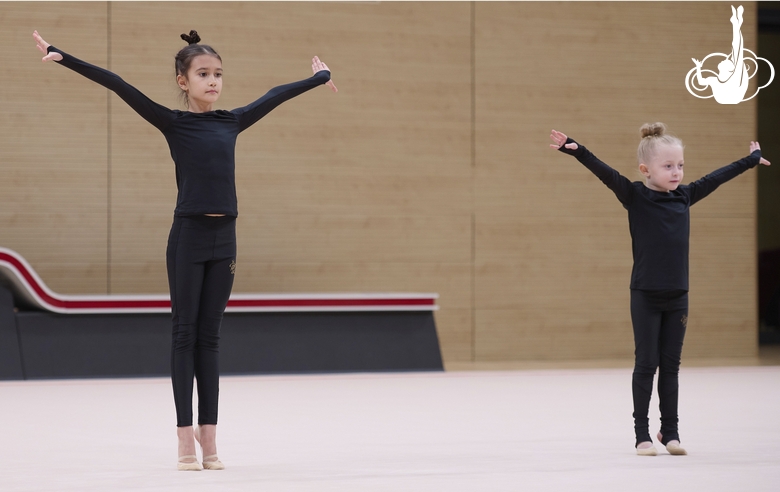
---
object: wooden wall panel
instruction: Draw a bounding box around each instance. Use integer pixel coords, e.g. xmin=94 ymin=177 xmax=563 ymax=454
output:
xmin=0 ymin=2 xmax=108 ymax=294
xmin=474 ymin=2 xmax=758 ymax=360
xmin=2 ymin=2 xmax=761 ymax=364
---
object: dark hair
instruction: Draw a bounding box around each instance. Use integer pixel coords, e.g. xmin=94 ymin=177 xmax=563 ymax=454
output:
xmin=174 ymin=30 xmax=222 ymax=107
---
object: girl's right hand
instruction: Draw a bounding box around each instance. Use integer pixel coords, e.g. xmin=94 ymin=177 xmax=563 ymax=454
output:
xmin=750 ymin=141 xmax=771 ymax=166
xmin=312 ymin=56 xmax=337 ymax=93
xmin=33 ymin=31 xmax=62 ymax=62
xmin=549 ymin=129 xmax=578 ymax=150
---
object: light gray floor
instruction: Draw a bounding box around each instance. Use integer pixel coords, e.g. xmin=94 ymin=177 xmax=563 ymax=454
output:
xmin=1 ymin=366 xmax=778 ymax=491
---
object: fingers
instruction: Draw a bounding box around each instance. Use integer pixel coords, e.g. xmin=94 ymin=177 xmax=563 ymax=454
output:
xmin=312 ymin=56 xmax=337 ymax=92
xmin=33 ymin=30 xmax=49 ymax=53
xmin=311 ymin=56 xmax=330 ymax=74
xmin=549 ymin=129 xmax=568 ymax=148
xmin=751 ymin=142 xmax=769 ymax=165
xmin=33 ymin=30 xmax=59 ymax=61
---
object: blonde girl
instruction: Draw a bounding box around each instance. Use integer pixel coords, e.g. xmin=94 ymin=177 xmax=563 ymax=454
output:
xmin=550 ymin=124 xmax=769 ymax=455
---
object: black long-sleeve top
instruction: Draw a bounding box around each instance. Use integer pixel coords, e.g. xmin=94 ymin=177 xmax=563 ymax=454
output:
xmin=559 ymin=138 xmax=760 ymax=291
xmin=48 ymin=46 xmax=331 ymax=217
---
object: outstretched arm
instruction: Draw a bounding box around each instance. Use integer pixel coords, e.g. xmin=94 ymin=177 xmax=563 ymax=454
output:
xmin=33 ymin=31 xmax=174 ymax=131
xmin=550 ymin=129 xmax=634 ymax=207
xmin=234 ymin=56 xmax=336 ymax=132
xmin=687 ymin=140 xmax=769 ymax=205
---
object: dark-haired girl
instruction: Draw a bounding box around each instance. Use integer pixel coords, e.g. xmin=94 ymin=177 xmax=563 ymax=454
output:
xmin=550 ymin=124 xmax=769 ymax=456
xmin=34 ymin=29 xmax=337 ymax=470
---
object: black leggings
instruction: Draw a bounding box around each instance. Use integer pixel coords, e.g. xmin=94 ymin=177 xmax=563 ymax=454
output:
xmin=166 ymin=215 xmax=236 ymax=427
xmin=630 ymin=289 xmax=688 ymax=446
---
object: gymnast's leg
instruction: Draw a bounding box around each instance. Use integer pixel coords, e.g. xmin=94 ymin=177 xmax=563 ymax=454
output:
xmin=631 ymin=290 xmax=662 ymax=454
xmin=656 ymin=292 xmax=688 ymax=455
xmin=193 ymin=216 xmax=236 ymax=469
xmin=167 ymin=216 xmax=208 ymax=469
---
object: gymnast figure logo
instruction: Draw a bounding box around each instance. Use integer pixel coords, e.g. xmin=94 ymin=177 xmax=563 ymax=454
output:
xmin=685 ymin=5 xmax=774 ymax=104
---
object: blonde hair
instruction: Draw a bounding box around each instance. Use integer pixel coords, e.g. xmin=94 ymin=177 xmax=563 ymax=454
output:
xmin=637 ymin=122 xmax=683 ymax=164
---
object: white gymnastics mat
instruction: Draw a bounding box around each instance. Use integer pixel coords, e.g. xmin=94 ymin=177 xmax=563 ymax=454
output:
xmin=1 ymin=366 xmax=778 ymax=491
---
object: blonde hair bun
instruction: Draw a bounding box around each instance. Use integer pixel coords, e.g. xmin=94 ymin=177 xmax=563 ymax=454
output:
xmin=640 ymin=122 xmax=667 ymax=139
xmin=636 ymin=122 xmax=682 ymax=163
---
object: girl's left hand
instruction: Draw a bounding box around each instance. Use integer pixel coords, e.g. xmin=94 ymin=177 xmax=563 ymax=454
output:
xmin=549 ymin=129 xmax=578 ymax=150
xmin=33 ymin=30 xmax=63 ymax=62
xmin=750 ymin=141 xmax=771 ymax=166
xmin=312 ymin=56 xmax=337 ymax=93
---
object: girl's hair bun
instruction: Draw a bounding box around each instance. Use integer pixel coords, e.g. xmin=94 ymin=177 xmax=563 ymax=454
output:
xmin=640 ymin=122 xmax=666 ymax=139
xmin=636 ymin=122 xmax=682 ymax=164
xmin=180 ymin=30 xmax=201 ymax=45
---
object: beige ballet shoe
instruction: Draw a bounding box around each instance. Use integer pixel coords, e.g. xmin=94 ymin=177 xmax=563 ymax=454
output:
xmin=665 ymin=441 xmax=687 ymax=455
xmin=177 ymin=455 xmax=203 ymax=471
xmin=202 ymin=454 xmax=225 ymax=470
xmin=636 ymin=441 xmax=658 ymax=456
xmin=195 ymin=426 xmax=225 ymax=470
xmin=658 ymin=433 xmax=687 ymax=455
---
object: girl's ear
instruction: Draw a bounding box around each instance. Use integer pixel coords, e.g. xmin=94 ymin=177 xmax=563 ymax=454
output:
xmin=177 ymin=74 xmax=188 ymax=92
xmin=639 ymin=163 xmax=650 ymax=177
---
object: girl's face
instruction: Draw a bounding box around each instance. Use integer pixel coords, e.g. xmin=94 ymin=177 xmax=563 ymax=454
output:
xmin=177 ymin=54 xmax=223 ymax=111
xmin=640 ymin=144 xmax=684 ymax=193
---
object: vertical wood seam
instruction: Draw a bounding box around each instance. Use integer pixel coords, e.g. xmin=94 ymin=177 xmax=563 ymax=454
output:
xmin=470 ymin=1 xmax=477 ymax=362
xmin=106 ymin=1 xmax=112 ymax=294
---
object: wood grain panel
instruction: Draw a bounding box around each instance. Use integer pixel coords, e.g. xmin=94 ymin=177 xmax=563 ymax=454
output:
xmin=473 ymin=2 xmax=758 ymax=361
xmin=684 ymin=316 xmax=757 ymax=358
xmin=0 ymin=2 xmax=109 ymax=294
xmin=474 ymin=2 xmax=757 ymax=220
xmin=236 ymin=214 xmax=471 ymax=264
xmin=475 ymin=309 xmax=634 ymax=361
xmin=475 ymin=216 xmax=632 ymax=311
